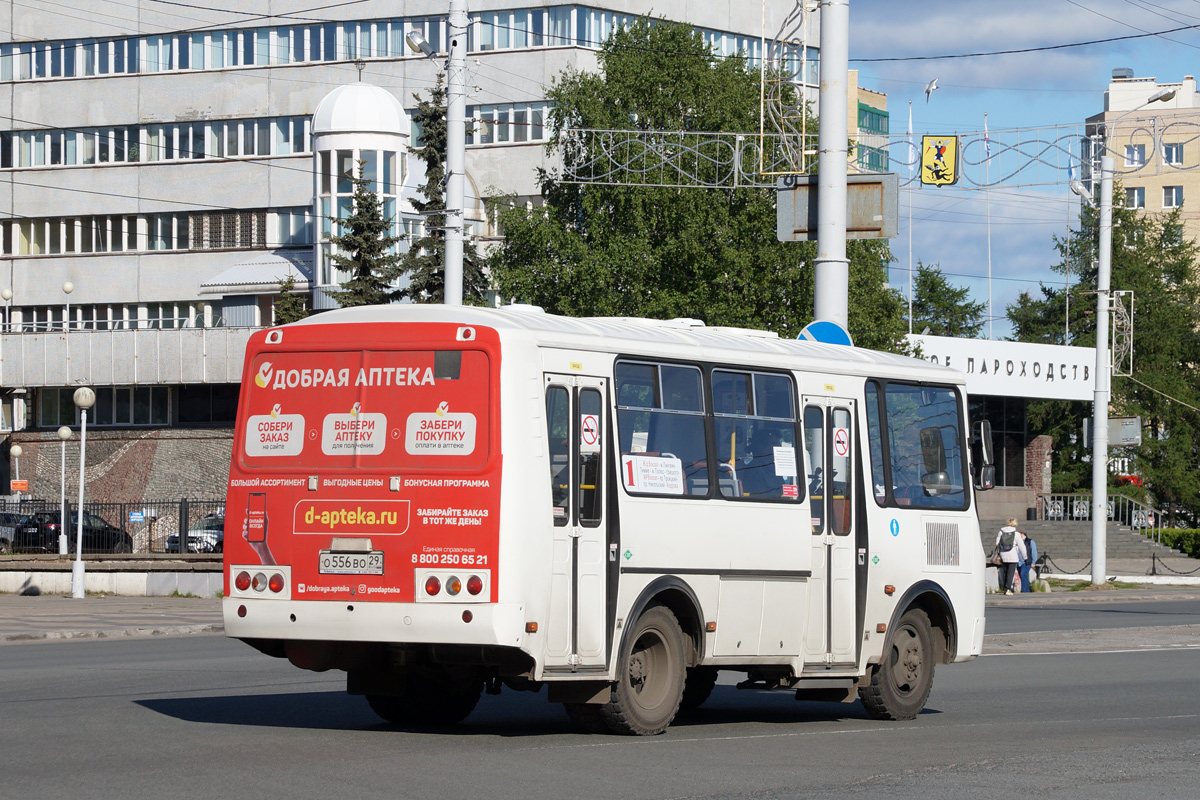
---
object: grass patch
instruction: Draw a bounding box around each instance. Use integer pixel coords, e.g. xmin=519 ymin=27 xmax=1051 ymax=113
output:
xmin=1047 ymin=578 xmax=1143 ymax=592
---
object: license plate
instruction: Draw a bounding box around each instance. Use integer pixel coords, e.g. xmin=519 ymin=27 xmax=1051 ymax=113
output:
xmin=318 ymin=550 xmax=384 ymax=575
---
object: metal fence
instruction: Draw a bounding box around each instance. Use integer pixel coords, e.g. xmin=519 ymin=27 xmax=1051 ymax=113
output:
xmin=1036 ymin=492 xmax=1164 ymax=543
xmin=0 ymin=498 xmax=224 ymax=555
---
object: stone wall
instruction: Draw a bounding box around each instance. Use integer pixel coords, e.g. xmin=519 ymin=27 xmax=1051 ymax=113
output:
xmin=1025 ymin=434 xmax=1054 ymax=495
xmin=11 ymin=428 xmax=233 ymax=503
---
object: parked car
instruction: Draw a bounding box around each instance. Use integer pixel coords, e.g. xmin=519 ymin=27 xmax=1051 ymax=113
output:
xmin=0 ymin=511 xmax=23 ymax=554
xmin=14 ymin=511 xmax=132 ymax=554
xmin=166 ymin=514 xmax=225 ymax=553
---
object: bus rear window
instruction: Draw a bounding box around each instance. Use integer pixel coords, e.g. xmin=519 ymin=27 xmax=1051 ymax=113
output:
xmin=239 ymin=348 xmax=490 ymax=470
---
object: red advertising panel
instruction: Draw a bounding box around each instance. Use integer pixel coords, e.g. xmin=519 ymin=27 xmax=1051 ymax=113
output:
xmin=225 ymin=323 xmax=501 ymax=603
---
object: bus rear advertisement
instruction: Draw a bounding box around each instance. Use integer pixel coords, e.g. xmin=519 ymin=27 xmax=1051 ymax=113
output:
xmin=224 ymin=305 xmax=992 ymax=736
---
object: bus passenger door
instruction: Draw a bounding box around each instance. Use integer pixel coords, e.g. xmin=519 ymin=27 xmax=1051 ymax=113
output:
xmin=543 ymin=375 xmax=609 ymax=671
xmin=802 ymin=397 xmax=858 ymax=669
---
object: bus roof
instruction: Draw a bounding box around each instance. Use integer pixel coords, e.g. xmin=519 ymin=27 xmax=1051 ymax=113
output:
xmin=279 ymin=305 xmax=962 ymax=385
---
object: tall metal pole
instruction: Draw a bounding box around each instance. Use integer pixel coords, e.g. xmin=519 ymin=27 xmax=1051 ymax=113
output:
xmin=72 ymin=387 xmax=95 ymax=599
xmin=813 ymin=0 xmax=849 ymax=328
xmin=443 ymin=0 xmax=468 ymax=306
xmin=1091 ymin=154 xmax=1114 ymax=586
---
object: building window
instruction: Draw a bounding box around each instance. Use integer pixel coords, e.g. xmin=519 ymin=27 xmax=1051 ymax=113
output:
xmin=1164 ymin=142 xmax=1183 ymax=166
xmin=857 ymin=104 xmax=888 ymax=135
xmin=1125 ymin=187 xmax=1145 ymax=209
xmin=1124 ymin=144 xmax=1146 ymax=168
xmin=1164 ymin=185 xmax=1183 ymax=208
xmin=3 ymin=13 xmax=764 ymax=83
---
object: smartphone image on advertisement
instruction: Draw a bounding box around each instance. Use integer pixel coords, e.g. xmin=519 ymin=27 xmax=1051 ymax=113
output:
xmin=246 ymin=492 xmax=268 ymax=542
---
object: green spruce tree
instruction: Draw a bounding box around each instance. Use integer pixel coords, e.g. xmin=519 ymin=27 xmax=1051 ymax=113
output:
xmin=399 ymin=72 xmax=489 ymax=304
xmin=325 ymin=164 xmax=403 ymax=308
xmin=908 ymin=261 xmax=986 ymax=338
xmin=272 ymin=274 xmax=310 ymax=324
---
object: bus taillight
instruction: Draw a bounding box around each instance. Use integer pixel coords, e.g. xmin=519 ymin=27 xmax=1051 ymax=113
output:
xmin=467 ymin=575 xmax=484 ymax=595
xmin=424 ymin=576 xmax=442 ymax=596
xmin=268 ymin=573 xmax=286 ymax=593
xmin=235 ymin=572 xmax=251 ymax=592
xmin=446 ymin=576 xmax=462 ymax=596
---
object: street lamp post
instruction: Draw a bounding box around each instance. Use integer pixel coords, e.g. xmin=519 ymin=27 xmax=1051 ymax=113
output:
xmin=406 ymin=1 xmax=468 ymax=306
xmin=1082 ymin=87 xmax=1176 ymax=587
xmin=57 ymin=425 xmax=72 ymax=555
xmin=62 ymin=281 xmax=74 ymax=331
xmin=1 ymin=288 xmax=11 ymax=332
xmin=71 ymin=387 xmax=95 ymax=599
xmin=9 ymin=443 xmax=21 ymax=505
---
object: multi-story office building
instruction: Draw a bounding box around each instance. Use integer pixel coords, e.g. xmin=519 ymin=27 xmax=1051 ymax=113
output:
xmin=1085 ymin=68 xmax=1200 ymax=242
xmin=0 ymin=2 xmax=842 ymax=510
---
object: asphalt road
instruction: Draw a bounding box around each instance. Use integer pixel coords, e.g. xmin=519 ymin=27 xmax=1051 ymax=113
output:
xmin=3 ymin=598 xmax=1200 ymax=800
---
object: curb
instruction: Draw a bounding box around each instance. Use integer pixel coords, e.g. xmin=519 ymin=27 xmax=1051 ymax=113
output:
xmin=1043 ymin=572 xmax=1200 ymax=586
xmin=1 ymin=623 xmax=225 ymax=645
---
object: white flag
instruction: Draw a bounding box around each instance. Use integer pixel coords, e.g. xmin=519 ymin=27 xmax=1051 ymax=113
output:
xmin=907 ymin=101 xmax=915 ymax=177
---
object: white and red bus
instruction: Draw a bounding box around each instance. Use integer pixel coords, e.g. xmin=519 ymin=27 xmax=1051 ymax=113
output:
xmin=223 ymin=305 xmax=994 ymax=735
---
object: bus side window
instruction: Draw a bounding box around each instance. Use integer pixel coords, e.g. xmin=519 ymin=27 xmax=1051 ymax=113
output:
xmin=578 ymin=388 xmax=603 ymax=525
xmin=804 ymin=406 xmax=825 ymax=533
xmin=546 ymin=385 xmax=570 ymax=525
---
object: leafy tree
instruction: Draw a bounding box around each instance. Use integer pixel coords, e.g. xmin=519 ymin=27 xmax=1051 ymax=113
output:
xmin=399 ymin=72 xmax=490 ymax=304
xmin=1008 ymin=187 xmax=1200 ymax=519
xmin=908 ymin=261 xmax=985 ymax=338
xmin=488 ymin=19 xmax=908 ymax=352
xmin=325 ymin=165 xmax=403 ymax=308
xmin=272 ymin=274 xmax=310 ymax=324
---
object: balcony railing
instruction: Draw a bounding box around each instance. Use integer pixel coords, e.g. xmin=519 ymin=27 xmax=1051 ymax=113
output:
xmin=0 ymin=324 xmax=257 ymax=388
xmin=1036 ymin=492 xmax=1164 ymax=543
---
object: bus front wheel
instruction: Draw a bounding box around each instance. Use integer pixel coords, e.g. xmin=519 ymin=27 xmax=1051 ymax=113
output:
xmin=859 ymin=608 xmax=935 ymax=721
xmin=600 ymin=604 xmax=686 ymax=735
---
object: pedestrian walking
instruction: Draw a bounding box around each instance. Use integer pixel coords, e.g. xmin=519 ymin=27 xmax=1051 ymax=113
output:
xmin=1018 ymin=530 xmax=1038 ymax=592
xmin=993 ymin=518 xmax=1027 ymax=596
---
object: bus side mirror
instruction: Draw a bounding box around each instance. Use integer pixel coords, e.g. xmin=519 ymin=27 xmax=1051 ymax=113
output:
xmin=973 ymin=420 xmax=993 ymax=466
xmin=972 ymin=420 xmax=994 ymax=491
xmin=976 ymin=464 xmax=996 ymax=491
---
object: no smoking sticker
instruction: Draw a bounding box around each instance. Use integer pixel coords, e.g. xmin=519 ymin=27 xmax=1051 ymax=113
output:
xmin=833 ymin=427 xmax=850 ymax=457
xmin=581 ymin=414 xmax=600 ymax=450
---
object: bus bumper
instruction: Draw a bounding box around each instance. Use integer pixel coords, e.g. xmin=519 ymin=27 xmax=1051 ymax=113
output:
xmin=223 ymin=598 xmax=527 ymax=649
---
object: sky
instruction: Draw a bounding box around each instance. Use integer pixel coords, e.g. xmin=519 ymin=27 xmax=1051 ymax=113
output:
xmin=846 ymin=0 xmax=1200 ymax=339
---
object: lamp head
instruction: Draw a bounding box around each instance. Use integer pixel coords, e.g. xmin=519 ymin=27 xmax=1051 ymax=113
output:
xmin=73 ymin=386 xmax=96 ymax=410
xmin=1070 ymin=179 xmax=1095 ymax=206
xmin=1 ymin=288 xmax=11 ymax=301
xmin=1148 ymin=88 xmax=1176 ymax=104
xmin=62 ymin=281 xmax=74 ymax=295
xmin=406 ymin=30 xmax=437 ymax=58
xmin=9 ymin=444 xmax=21 ymax=458
xmin=57 ymin=426 xmax=72 ymax=441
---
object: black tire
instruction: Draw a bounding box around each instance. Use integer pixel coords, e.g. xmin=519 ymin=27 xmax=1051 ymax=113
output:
xmin=859 ymin=608 xmax=935 ymax=721
xmin=112 ymin=535 xmax=133 ymax=554
xmin=680 ymin=666 xmax=719 ymax=712
xmin=366 ymin=672 xmax=482 ymax=727
xmin=597 ymin=604 xmax=686 ymax=735
xmin=0 ymin=538 xmax=11 ymax=555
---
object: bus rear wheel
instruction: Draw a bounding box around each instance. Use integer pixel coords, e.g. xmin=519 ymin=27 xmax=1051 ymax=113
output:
xmin=366 ymin=671 xmax=482 ymax=728
xmin=859 ymin=608 xmax=935 ymax=721
xmin=597 ymin=604 xmax=686 ymax=735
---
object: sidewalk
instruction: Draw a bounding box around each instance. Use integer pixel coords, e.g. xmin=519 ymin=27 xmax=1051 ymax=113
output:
xmin=0 ymin=594 xmax=223 ymax=644
xmin=4 ymin=581 xmax=1200 ymax=646
xmin=1035 ymin=556 xmax=1200 ymax=586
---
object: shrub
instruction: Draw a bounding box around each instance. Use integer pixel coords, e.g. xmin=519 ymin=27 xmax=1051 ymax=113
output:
xmin=1159 ymin=528 xmax=1200 ymax=558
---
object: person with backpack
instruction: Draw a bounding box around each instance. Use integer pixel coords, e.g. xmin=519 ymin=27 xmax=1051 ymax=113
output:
xmin=1019 ymin=530 xmax=1038 ymax=592
xmin=993 ymin=518 xmax=1027 ymax=596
